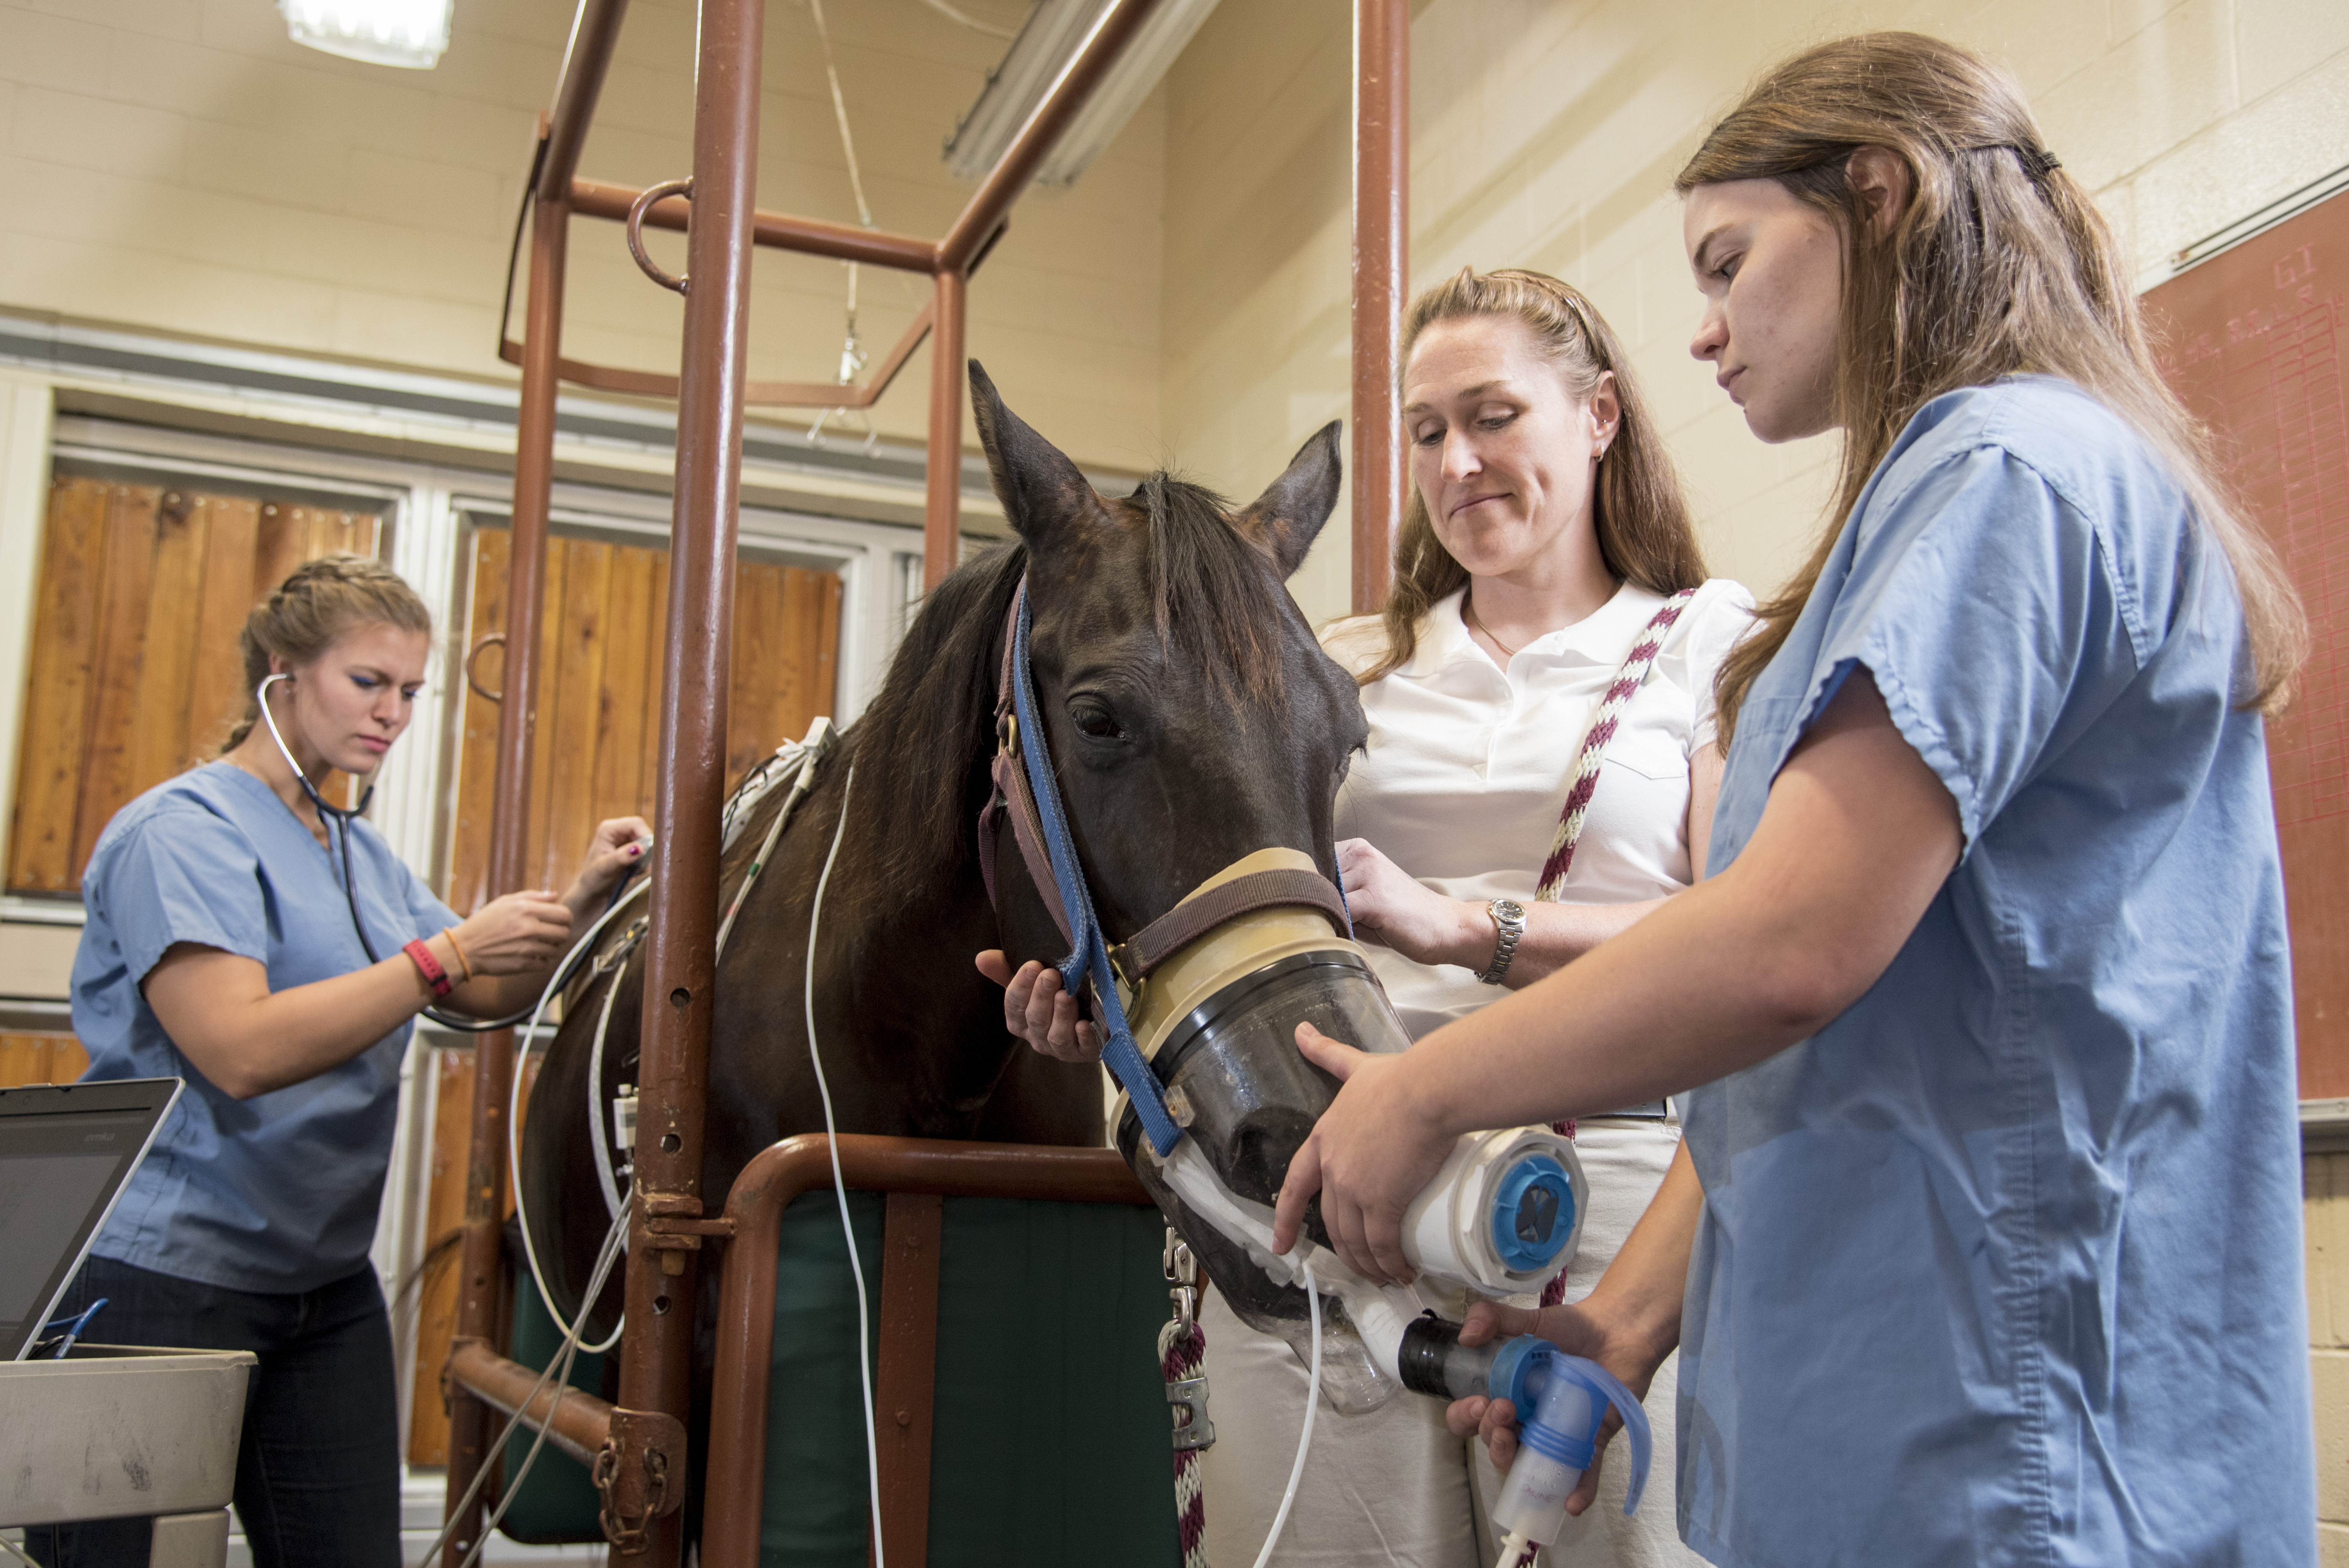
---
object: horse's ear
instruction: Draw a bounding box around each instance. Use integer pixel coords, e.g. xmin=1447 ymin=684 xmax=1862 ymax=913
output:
xmin=970 ymin=361 xmax=1096 ymax=551
xmin=1236 ymin=421 xmax=1344 ymax=579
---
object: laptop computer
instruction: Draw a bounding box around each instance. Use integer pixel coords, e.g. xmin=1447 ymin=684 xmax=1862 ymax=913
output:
xmin=0 ymin=1077 xmax=182 ymax=1361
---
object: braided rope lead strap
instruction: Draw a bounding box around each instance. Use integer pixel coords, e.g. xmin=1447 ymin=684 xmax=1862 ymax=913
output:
xmin=1535 ymin=588 xmax=1697 ymax=1309
xmin=1160 ymin=1316 xmax=1210 ymax=1568
xmin=1534 ymin=589 xmax=1698 ymax=900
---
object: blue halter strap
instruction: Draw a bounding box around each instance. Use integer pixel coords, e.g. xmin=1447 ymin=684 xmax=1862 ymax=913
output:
xmin=1009 ymin=584 xmax=1187 ymax=1157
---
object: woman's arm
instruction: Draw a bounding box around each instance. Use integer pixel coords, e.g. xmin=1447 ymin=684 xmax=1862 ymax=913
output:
xmin=1273 ymin=669 xmax=1961 ymax=1282
xmin=1341 ymin=743 xmax=1728 ymax=985
xmin=445 ymin=816 xmax=652 ymax=1020
xmin=147 ymin=814 xmax=650 ymax=1097
xmin=145 ymin=887 xmax=574 ymax=1098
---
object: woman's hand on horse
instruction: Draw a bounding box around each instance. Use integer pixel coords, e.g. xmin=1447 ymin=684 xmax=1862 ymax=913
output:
xmin=1271 ymin=1021 xmax=1453 ymax=1285
xmin=568 ymin=816 xmax=654 ymax=906
xmin=1444 ymin=1298 xmax=1643 ymax=1518
xmin=454 ymin=891 xmax=575 ymax=977
xmin=974 ymin=951 xmax=1102 ymax=1062
xmin=1337 ymin=838 xmax=1487 ymax=968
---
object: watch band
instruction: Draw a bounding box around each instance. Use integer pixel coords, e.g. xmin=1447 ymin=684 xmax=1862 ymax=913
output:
xmin=404 ymin=937 xmax=453 ymax=1000
xmin=1477 ymin=898 xmax=1527 ymax=985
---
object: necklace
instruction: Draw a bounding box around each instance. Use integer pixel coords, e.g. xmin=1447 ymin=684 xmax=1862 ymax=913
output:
xmin=1464 ymin=594 xmax=1519 ymax=659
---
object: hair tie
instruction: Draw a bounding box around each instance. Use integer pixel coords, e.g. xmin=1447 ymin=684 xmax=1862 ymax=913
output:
xmin=1991 ymin=142 xmax=2060 ymax=181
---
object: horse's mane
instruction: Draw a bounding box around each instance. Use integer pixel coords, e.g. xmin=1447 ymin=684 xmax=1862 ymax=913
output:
xmin=845 ymin=472 xmax=1292 ymax=897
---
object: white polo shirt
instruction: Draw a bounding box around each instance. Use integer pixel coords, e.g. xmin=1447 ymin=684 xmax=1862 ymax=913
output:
xmin=1324 ymin=577 xmax=1755 ymax=1041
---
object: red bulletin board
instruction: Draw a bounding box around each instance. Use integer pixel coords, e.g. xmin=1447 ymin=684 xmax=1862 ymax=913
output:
xmin=2144 ymin=190 xmax=2349 ymax=1099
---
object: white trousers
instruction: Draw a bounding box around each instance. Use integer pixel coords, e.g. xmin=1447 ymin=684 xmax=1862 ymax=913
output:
xmin=1197 ymin=1121 xmax=1703 ymax=1568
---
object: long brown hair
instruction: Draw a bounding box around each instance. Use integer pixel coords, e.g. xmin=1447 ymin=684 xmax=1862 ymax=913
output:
xmin=220 ymin=554 xmax=433 ymax=752
xmin=1679 ymin=31 xmax=2304 ymax=745
xmin=1359 ymin=267 xmax=1708 ymax=684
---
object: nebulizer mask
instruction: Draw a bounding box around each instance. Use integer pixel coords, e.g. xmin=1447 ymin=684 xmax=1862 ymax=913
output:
xmin=1107 ymin=850 xmax=1653 ymax=1555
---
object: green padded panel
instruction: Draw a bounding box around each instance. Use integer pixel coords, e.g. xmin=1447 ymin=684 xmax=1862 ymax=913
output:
xmin=495 ymin=1260 xmax=611 ymax=1545
xmin=761 ymin=1191 xmax=1180 ymax=1568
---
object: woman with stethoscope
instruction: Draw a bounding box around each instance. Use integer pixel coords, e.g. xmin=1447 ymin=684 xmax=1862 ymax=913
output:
xmin=34 ymin=554 xmax=647 ymax=1568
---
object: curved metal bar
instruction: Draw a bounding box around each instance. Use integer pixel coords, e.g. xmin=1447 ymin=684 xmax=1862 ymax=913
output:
xmin=626 ymin=177 xmax=693 ymax=294
xmin=464 ymin=633 xmax=506 ymax=704
xmin=698 ymin=1135 xmax=1151 ymax=1568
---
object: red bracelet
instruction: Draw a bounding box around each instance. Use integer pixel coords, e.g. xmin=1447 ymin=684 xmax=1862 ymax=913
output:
xmin=404 ymin=938 xmax=453 ymax=1000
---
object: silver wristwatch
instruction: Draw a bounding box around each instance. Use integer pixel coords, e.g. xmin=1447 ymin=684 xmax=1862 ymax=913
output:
xmin=1477 ymin=898 xmax=1527 ymax=985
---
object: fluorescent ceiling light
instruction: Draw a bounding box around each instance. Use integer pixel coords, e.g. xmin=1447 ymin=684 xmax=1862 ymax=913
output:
xmin=944 ymin=0 xmax=1221 ymax=187
xmin=280 ymin=0 xmax=454 ymax=69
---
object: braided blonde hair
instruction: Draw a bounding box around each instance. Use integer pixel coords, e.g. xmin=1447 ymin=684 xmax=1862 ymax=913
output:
xmin=219 ymin=554 xmax=432 ymax=752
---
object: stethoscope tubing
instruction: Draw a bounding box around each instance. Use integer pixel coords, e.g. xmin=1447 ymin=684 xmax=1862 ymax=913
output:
xmin=254 ymin=674 xmax=624 ymax=1033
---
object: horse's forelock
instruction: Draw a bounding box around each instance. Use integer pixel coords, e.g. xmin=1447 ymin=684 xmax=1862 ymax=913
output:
xmin=1130 ymin=474 xmax=1292 ymax=703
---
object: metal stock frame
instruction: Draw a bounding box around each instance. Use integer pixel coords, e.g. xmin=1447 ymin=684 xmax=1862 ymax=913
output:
xmin=438 ymin=1 xmax=1408 ymax=1560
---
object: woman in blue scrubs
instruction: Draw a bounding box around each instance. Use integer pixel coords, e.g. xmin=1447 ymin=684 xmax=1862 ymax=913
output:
xmin=1274 ymin=32 xmax=2317 ymax=1566
xmin=36 ymin=555 xmax=647 ymax=1568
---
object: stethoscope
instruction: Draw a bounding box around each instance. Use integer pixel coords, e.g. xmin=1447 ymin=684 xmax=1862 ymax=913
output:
xmin=255 ymin=673 xmax=622 ymax=1033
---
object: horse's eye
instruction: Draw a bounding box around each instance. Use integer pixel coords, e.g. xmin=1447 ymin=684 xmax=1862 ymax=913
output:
xmin=1071 ymin=703 xmax=1125 ymax=741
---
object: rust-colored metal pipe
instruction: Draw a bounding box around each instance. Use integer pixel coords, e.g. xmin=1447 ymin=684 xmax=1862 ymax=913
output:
xmin=923 ymin=270 xmax=968 ymax=590
xmin=611 ymin=0 xmax=763 ymax=1557
xmin=1350 ymin=0 xmax=1409 ymax=614
xmin=938 ymin=0 xmax=1166 ymax=272
xmin=440 ymin=185 xmax=571 ymax=1568
xmin=443 ymin=5 xmax=628 ymax=1553
xmin=698 ymin=1136 xmax=1152 ymax=1568
xmin=570 ymin=176 xmax=937 ymax=273
xmin=544 ymin=0 xmax=631 ymax=194
xmin=447 ymin=1338 xmax=616 ymax=1469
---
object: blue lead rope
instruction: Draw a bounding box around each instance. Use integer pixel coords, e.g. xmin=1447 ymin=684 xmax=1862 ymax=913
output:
xmin=1011 ymin=588 xmax=1187 ymax=1156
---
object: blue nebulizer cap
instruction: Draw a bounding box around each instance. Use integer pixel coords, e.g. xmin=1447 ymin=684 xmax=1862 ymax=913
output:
xmin=1487 ymin=1336 xmax=1652 ymax=1549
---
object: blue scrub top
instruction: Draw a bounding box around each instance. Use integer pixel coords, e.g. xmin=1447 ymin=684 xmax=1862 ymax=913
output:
xmin=1681 ymin=378 xmax=2315 ymax=1566
xmin=72 ymin=761 xmax=460 ymax=1294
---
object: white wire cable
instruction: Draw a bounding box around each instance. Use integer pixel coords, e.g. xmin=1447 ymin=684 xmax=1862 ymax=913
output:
xmin=801 ymin=765 xmax=889 ymax=1567
xmin=508 ymin=877 xmax=652 ymax=1356
xmin=1251 ymin=1260 xmax=1323 ymax=1568
xmin=408 ymin=1190 xmax=631 ymax=1568
xmin=916 ymin=0 xmax=1016 ymax=39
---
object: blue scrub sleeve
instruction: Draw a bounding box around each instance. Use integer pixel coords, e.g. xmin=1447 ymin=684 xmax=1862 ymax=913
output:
xmin=400 ymin=859 xmax=462 ymax=940
xmin=93 ymin=803 xmax=271 ymax=985
xmin=1800 ymin=446 xmax=2141 ymax=852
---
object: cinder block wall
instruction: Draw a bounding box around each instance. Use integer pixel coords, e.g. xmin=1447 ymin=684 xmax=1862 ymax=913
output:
xmin=2310 ymin=1156 xmax=2349 ymax=1559
xmin=1160 ymin=0 xmax=2349 ymax=622
xmin=0 ymin=0 xmax=1166 ymax=469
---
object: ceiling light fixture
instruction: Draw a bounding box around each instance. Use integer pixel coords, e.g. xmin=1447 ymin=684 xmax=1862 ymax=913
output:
xmin=943 ymin=0 xmax=1222 ymax=187
xmin=279 ymin=0 xmax=454 ymax=70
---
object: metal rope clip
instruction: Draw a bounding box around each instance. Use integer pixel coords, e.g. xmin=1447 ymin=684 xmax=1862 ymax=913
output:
xmin=1164 ymin=1227 xmax=1198 ymax=1331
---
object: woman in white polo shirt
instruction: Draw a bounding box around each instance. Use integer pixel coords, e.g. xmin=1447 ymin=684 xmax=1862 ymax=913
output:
xmin=992 ymin=267 xmax=1750 ymax=1566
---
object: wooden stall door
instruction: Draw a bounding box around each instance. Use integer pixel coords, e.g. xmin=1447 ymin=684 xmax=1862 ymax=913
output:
xmin=0 ymin=1033 xmax=88 ymax=1088
xmin=7 ymin=478 xmax=383 ymax=898
xmin=406 ymin=527 xmax=840 ymax=1465
xmin=2146 ymin=191 xmax=2349 ymax=1098
xmin=441 ymin=530 xmax=843 ymax=912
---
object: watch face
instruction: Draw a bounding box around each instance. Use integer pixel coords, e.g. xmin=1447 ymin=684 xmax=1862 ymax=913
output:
xmin=1494 ymin=899 xmax=1526 ymax=921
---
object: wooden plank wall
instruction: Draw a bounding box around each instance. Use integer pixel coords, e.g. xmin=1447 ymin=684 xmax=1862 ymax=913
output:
xmin=442 ymin=528 xmax=842 ymax=911
xmin=0 ymin=1033 xmax=88 ymax=1088
xmin=408 ymin=526 xmax=839 ymax=1463
xmin=7 ymin=477 xmax=383 ymax=896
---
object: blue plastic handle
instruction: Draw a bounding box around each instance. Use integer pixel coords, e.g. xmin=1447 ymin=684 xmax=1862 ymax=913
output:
xmin=1488 ymin=1337 xmax=1653 ymax=1516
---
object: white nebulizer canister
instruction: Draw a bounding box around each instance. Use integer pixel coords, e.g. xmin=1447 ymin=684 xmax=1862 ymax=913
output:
xmin=1486 ymin=1341 xmax=1652 ymax=1566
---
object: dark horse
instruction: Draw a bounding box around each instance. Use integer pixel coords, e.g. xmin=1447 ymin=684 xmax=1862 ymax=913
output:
xmin=519 ymin=363 xmax=1368 ymax=1515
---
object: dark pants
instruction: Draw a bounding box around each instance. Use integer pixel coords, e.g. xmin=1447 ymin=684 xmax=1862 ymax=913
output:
xmin=26 ymin=1254 xmax=403 ymax=1568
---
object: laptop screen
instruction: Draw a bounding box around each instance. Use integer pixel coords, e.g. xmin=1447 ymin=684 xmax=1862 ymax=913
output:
xmin=0 ymin=1078 xmax=181 ymax=1361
